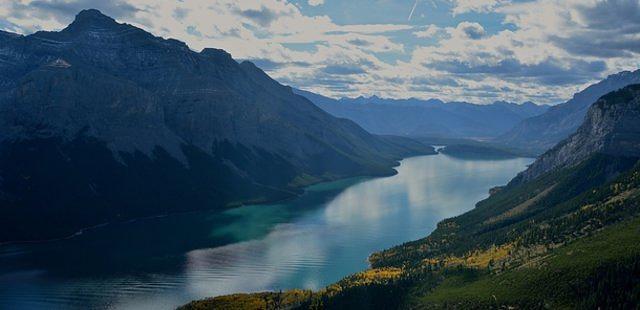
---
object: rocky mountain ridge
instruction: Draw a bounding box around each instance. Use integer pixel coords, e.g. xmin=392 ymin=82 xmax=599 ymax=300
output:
xmin=513 ymin=83 xmax=640 ymax=183
xmin=0 ymin=9 xmax=432 ymax=242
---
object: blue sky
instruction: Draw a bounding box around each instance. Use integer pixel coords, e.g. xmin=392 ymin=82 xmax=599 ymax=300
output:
xmin=2 ymin=0 xmax=640 ymax=104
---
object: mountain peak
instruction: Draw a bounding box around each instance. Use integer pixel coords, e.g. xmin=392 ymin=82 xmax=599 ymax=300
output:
xmin=0 ymin=30 xmax=21 ymax=44
xmin=65 ymin=9 xmax=120 ymax=31
xmin=0 ymin=30 xmax=20 ymax=39
xmin=201 ymin=48 xmax=233 ymax=61
xmin=492 ymin=100 xmax=513 ymax=106
xmin=607 ymin=68 xmax=640 ymax=79
xmin=76 ymin=9 xmax=111 ymax=20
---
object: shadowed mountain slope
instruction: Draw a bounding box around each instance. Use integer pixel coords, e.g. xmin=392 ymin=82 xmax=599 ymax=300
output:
xmin=0 ymin=9 xmax=433 ymax=242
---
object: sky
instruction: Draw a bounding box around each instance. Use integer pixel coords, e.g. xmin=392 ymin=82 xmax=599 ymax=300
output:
xmin=1 ymin=0 xmax=640 ymax=104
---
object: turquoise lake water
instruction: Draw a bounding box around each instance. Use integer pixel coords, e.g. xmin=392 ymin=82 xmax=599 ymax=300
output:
xmin=0 ymin=154 xmax=533 ymax=309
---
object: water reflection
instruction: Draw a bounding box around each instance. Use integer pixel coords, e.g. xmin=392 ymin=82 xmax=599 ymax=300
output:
xmin=0 ymin=154 xmax=532 ymax=310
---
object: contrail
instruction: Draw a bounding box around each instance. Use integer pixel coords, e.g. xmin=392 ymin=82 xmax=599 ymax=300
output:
xmin=408 ymin=0 xmax=419 ymax=21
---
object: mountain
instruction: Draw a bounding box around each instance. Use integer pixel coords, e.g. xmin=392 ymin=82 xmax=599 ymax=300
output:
xmin=189 ymin=84 xmax=640 ymax=308
xmin=294 ymin=89 xmax=549 ymax=140
xmin=0 ymin=9 xmax=433 ymax=242
xmin=513 ymin=85 xmax=640 ymax=184
xmin=496 ymin=69 xmax=640 ymax=155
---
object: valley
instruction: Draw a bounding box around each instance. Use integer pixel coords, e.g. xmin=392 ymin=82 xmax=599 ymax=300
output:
xmin=2 ymin=5 xmax=640 ymax=310
xmin=185 ymin=83 xmax=640 ymax=310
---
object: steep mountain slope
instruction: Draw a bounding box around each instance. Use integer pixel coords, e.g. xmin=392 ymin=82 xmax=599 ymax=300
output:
xmin=496 ymin=70 xmax=640 ymax=154
xmin=189 ymin=84 xmax=640 ymax=309
xmin=513 ymin=84 xmax=640 ymax=184
xmin=0 ymin=10 xmax=433 ymax=242
xmin=294 ymin=89 xmax=548 ymax=140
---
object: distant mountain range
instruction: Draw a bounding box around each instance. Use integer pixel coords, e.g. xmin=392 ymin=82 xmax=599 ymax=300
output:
xmin=295 ymin=89 xmax=549 ymax=140
xmin=297 ymin=70 xmax=640 ymax=157
xmin=495 ymin=69 xmax=640 ymax=154
xmin=0 ymin=10 xmax=433 ymax=242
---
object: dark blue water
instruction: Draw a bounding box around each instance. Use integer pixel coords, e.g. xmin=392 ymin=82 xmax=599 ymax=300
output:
xmin=0 ymin=154 xmax=532 ymax=309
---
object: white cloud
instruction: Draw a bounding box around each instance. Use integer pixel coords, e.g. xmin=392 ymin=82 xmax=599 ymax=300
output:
xmin=450 ymin=0 xmax=510 ymax=15
xmin=308 ymin=0 xmax=324 ymax=6
xmin=0 ymin=0 xmax=639 ymax=104
xmin=414 ymin=25 xmax=441 ymax=38
xmin=455 ymin=21 xmax=485 ymax=39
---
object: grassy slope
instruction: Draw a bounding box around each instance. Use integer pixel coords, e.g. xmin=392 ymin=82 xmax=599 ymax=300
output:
xmin=408 ymin=218 xmax=640 ymax=309
xmin=180 ymin=290 xmax=314 ymax=310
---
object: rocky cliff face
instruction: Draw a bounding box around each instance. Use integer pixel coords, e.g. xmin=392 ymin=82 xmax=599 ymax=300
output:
xmin=513 ymin=84 xmax=640 ymax=184
xmin=0 ymin=9 xmax=432 ymax=242
xmin=496 ymin=70 xmax=640 ymax=155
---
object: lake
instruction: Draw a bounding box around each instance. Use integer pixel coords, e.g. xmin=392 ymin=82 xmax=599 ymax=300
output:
xmin=0 ymin=154 xmax=533 ymax=309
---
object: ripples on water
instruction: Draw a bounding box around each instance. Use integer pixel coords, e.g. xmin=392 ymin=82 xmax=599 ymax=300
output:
xmin=0 ymin=154 xmax=533 ymax=309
